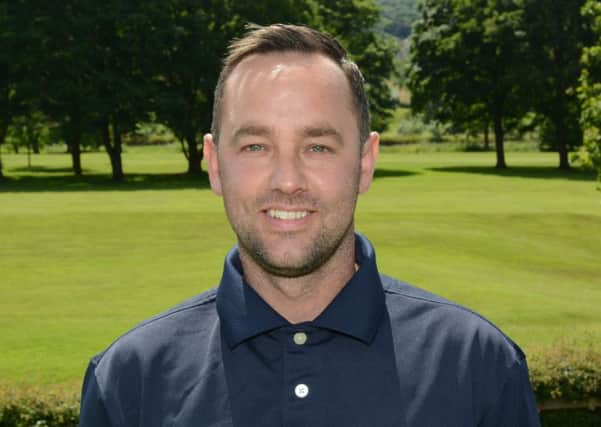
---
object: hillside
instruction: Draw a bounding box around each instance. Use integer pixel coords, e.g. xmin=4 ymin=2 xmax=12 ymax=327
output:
xmin=376 ymin=0 xmax=419 ymax=38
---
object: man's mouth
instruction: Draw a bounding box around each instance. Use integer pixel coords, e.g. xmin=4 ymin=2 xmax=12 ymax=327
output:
xmin=266 ymin=209 xmax=310 ymax=220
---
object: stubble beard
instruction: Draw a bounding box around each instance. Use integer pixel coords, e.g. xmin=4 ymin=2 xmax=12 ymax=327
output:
xmin=236 ymin=216 xmax=356 ymax=278
xmin=226 ymin=171 xmax=362 ymax=278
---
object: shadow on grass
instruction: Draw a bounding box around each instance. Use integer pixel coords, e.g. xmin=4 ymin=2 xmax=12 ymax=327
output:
xmin=10 ymin=165 xmax=82 ymax=173
xmin=429 ymin=166 xmax=596 ymax=181
xmin=373 ymin=168 xmax=419 ymax=179
xmin=0 ymin=172 xmax=211 ymax=193
xmin=0 ymin=167 xmax=416 ymax=192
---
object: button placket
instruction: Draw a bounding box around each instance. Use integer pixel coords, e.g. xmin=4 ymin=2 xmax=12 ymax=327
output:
xmin=282 ymin=327 xmax=319 ymax=425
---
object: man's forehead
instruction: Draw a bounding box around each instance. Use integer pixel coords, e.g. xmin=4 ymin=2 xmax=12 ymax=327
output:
xmin=218 ymin=51 xmax=359 ymax=143
xmin=225 ymin=51 xmax=349 ymax=95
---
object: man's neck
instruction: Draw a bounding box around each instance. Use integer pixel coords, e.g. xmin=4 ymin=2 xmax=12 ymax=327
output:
xmin=239 ymin=236 xmax=357 ymax=324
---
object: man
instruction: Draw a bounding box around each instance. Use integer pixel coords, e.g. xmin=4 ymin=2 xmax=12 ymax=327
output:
xmin=80 ymin=24 xmax=540 ymax=426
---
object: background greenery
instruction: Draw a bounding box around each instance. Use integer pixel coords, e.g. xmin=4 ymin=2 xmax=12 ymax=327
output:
xmin=2 ymin=0 xmax=601 ymax=424
xmin=1 ymin=146 xmax=600 ymax=389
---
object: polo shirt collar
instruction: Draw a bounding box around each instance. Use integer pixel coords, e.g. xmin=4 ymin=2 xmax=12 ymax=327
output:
xmin=216 ymin=233 xmax=386 ymax=349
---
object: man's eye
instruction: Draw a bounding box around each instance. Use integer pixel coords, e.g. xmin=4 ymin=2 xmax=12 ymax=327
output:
xmin=309 ymin=145 xmax=329 ymax=153
xmin=244 ymin=144 xmax=264 ymax=152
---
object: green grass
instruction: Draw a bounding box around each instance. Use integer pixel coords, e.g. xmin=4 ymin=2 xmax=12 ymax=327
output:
xmin=1 ymin=145 xmax=600 ymax=392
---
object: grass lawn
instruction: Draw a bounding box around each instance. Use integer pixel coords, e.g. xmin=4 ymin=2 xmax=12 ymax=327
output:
xmin=1 ymin=144 xmax=600 ymax=392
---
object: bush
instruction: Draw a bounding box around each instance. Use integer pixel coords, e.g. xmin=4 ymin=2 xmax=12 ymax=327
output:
xmin=530 ymin=345 xmax=601 ymax=403
xmin=531 ymin=345 xmax=601 ymax=426
xmin=0 ymin=386 xmax=78 ymax=427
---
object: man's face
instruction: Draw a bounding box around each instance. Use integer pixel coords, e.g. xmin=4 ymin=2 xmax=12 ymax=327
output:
xmin=205 ymin=52 xmax=378 ymax=277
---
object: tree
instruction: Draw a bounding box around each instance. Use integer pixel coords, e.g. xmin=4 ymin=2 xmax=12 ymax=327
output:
xmin=151 ymin=0 xmax=313 ymax=175
xmin=2 ymin=0 xmax=398 ymax=180
xmin=578 ymin=0 xmax=601 ymax=182
xmin=7 ymin=111 xmax=52 ymax=159
xmin=32 ymin=0 xmax=100 ymax=176
xmin=152 ymin=0 xmax=397 ymax=175
xmin=524 ymin=0 xmax=592 ymax=170
xmin=376 ymin=0 xmax=419 ymax=38
xmin=17 ymin=0 xmax=161 ymax=180
xmin=89 ymin=0 xmax=164 ymax=181
xmin=0 ymin=0 xmax=28 ymax=179
xmin=310 ymin=0 xmax=399 ymax=132
xmin=407 ymin=0 xmax=530 ymax=168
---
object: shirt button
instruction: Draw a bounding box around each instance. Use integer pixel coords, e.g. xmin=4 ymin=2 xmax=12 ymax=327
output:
xmin=293 ymin=332 xmax=308 ymax=345
xmin=294 ymin=383 xmax=309 ymax=398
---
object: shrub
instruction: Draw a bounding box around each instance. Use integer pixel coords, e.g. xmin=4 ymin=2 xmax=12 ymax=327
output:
xmin=0 ymin=386 xmax=78 ymax=427
xmin=530 ymin=345 xmax=601 ymax=403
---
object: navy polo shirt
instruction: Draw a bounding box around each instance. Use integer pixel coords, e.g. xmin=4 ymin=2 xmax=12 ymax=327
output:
xmin=80 ymin=234 xmax=540 ymax=426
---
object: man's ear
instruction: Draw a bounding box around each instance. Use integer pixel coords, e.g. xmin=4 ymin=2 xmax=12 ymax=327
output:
xmin=203 ymin=133 xmax=222 ymax=196
xmin=358 ymin=131 xmax=379 ymax=194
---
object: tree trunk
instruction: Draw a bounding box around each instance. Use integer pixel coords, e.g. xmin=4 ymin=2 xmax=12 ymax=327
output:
xmin=556 ymin=120 xmax=570 ymax=170
xmin=493 ymin=114 xmax=507 ymax=169
xmin=483 ymin=123 xmax=490 ymax=150
xmin=102 ymin=117 xmax=124 ymax=181
xmin=185 ymin=130 xmax=202 ymax=175
xmin=32 ymin=137 xmax=40 ymax=154
xmin=557 ymin=140 xmax=570 ymax=170
xmin=110 ymin=127 xmax=124 ymax=181
xmin=0 ymin=122 xmax=6 ymax=179
xmin=66 ymin=134 xmax=83 ymax=176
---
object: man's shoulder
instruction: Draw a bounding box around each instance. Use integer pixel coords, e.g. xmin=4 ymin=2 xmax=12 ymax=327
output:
xmin=91 ymin=287 xmax=220 ymax=368
xmin=81 ymin=288 xmax=229 ymax=424
xmin=380 ymin=274 xmax=525 ymax=362
xmin=381 ymin=274 xmax=455 ymax=305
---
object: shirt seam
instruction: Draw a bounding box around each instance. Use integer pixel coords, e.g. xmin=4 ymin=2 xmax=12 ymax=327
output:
xmin=478 ymin=356 xmax=526 ymax=423
xmin=97 ymin=289 xmax=218 ymax=358
xmin=91 ymin=358 xmax=124 ymax=427
xmin=383 ymin=287 xmax=525 ymax=359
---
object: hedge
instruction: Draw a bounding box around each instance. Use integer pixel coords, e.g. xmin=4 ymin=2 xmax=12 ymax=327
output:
xmin=531 ymin=345 xmax=601 ymax=407
xmin=0 ymin=387 xmax=78 ymax=427
xmin=1 ymin=346 xmax=600 ymax=427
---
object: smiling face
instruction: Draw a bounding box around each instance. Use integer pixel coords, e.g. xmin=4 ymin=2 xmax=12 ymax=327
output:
xmin=205 ymin=52 xmax=378 ymax=278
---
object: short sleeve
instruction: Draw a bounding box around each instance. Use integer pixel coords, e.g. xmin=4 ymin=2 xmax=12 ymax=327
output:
xmin=79 ymin=359 xmax=115 ymax=427
xmin=479 ymin=357 xmax=540 ymax=427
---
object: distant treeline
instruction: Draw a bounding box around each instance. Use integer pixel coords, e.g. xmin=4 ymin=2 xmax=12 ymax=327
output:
xmin=0 ymin=0 xmax=398 ymax=180
xmin=376 ymin=0 xmax=418 ymax=39
xmin=407 ymin=0 xmax=601 ymax=175
xmin=2 ymin=0 xmax=600 ymax=182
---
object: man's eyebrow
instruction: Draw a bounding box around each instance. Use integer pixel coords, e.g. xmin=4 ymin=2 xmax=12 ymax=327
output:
xmin=299 ymin=125 xmax=343 ymax=145
xmin=232 ymin=124 xmax=272 ymax=142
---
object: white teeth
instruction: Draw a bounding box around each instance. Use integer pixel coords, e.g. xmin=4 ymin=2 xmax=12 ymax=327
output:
xmin=267 ymin=210 xmax=309 ymax=220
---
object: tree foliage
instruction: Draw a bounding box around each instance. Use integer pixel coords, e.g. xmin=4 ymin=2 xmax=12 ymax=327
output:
xmin=0 ymin=1 xmax=30 ymax=178
xmin=0 ymin=0 xmax=397 ymax=180
xmin=407 ymin=0 xmax=594 ymax=170
xmin=376 ymin=0 xmax=419 ymax=38
xmin=407 ymin=0 xmax=529 ymax=168
xmin=151 ymin=0 xmax=312 ymax=175
xmin=310 ymin=0 xmax=399 ymax=132
xmin=578 ymin=0 xmax=601 ymax=182
xmin=523 ymin=0 xmax=592 ymax=170
xmin=30 ymin=0 xmax=102 ymax=176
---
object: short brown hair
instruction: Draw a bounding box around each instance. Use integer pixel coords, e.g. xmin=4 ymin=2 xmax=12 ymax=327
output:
xmin=211 ymin=23 xmax=370 ymax=144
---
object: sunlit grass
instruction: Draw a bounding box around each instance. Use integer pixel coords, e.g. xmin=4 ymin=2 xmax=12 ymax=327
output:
xmin=1 ymin=145 xmax=600 ymax=391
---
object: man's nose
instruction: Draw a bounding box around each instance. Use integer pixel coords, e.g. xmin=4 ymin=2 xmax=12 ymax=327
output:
xmin=269 ymin=150 xmax=307 ymax=194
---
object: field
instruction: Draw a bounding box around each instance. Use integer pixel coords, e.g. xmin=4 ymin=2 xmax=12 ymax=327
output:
xmin=1 ymin=144 xmax=600 ymax=393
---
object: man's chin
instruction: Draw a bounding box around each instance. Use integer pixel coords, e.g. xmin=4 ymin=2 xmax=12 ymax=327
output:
xmin=254 ymin=254 xmax=324 ymax=278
